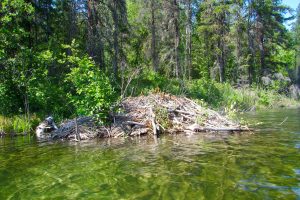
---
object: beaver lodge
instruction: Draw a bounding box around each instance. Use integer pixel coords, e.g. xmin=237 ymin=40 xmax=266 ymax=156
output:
xmin=38 ymin=93 xmax=252 ymax=141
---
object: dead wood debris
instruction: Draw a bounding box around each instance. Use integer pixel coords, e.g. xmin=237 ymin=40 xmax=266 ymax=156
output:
xmin=50 ymin=93 xmax=252 ymax=140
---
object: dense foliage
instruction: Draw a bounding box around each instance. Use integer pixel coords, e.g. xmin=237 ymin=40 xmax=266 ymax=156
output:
xmin=0 ymin=0 xmax=299 ymax=132
xmin=63 ymin=41 xmax=115 ymax=120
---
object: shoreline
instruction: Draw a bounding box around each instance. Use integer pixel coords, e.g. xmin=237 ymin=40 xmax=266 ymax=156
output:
xmin=1 ymin=87 xmax=299 ymax=137
xmin=12 ymin=93 xmax=252 ymax=141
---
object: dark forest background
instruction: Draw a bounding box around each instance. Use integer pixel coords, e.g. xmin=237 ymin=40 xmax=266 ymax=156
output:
xmin=1 ymin=0 xmax=300 ymax=124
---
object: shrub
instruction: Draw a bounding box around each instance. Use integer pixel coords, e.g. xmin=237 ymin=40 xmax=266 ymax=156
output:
xmin=258 ymin=90 xmax=271 ymax=106
xmin=188 ymin=79 xmax=223 ymax=107
xmin=63 ymin=41 xmax=116 ymax=121
xmin=134 ymin=69 xmax=169 ymax=94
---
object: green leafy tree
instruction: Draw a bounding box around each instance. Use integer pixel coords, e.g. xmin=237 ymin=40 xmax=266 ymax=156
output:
xmin=247 ymin=0 xmax=292 ymax=81
xmin=0 ymin=0 xmax=35 ymax=115
xmin=62 ymin=41 xmax=116 ymax=120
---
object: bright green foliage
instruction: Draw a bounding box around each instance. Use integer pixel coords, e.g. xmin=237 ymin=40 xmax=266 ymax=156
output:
xmin=188 ymin=80 xmax=249 ymax=109
xmin=258 ymin=91 xmax=271 ymax=106
xmin=189 ymin=79 xmax=223 ymax=107
xmin=271 ymin=45 xmax=296 ymax=75
xmin=0 ymin=0 xmax=35 ymax=115
xmin=63 ymin=42 xmax=116 ymax=120
xmin=0 ymin=114 xmax=40 ymax=134
xmin=130 ymin=69 xmax=186 ymax=96
xmin=0 ymin=0 xmax=299 ymax=134
xmin=154 ymin=106 xmax=170 ymax=130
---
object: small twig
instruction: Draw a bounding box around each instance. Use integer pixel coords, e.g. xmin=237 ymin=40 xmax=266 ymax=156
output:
xmin=157 ymin=123 xmax=166 ymax=131
xmin=174 ymin=109 xmax=195 ymax=116
xmin=181 ymin=114 xmax=194 ymax=120
xmin=103 ymin=126 xmax=111 ymax=137
xmin=114 ymin=132 xmax=125 ymax=138
xmin=279 ymin=117 xmax=288 ymax=126
xmin=121 ymin=68 xmax=140 ymax=99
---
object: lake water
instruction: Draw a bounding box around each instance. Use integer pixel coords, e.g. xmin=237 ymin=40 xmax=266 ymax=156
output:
xmin=0 ymin=109 xmax=299 ymax=199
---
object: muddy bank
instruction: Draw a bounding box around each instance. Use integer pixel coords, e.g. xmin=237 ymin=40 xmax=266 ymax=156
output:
xmin=38 ymin=93 xmax=251 ymax=141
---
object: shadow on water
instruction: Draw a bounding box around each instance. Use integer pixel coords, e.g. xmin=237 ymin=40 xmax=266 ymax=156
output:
xmin=0 ymin=109 xmax=300 ymax=199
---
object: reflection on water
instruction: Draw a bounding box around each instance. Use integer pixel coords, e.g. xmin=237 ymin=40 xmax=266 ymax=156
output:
xmin=0 ymin=109 xmax=300 ymax=199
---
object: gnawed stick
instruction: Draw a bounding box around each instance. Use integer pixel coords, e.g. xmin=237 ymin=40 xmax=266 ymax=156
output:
xmin=125 ymin=121 xmax=146 ymax=127
xmin=279 ymin=117 xmax=288 ymax=126
xmin=150 ymin=107 xmax=158 ymax=135
xmin=174 ymin=109 xmax=196 ymax=116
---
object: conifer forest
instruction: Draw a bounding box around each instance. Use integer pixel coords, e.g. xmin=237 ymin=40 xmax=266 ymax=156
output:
xmin=1 ymin=0 xmax=300 ymax=129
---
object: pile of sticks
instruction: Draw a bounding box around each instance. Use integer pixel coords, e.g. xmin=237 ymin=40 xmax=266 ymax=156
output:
xmin=50 ymin=93 xmax=251 ymax=141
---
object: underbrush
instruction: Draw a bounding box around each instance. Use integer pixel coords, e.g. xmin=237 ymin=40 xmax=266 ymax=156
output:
xmin=0 ymin=115 xmax=40 ymax=135
xmin=130 ymin=71 xmax=300 ymax=112
xmin=1 ymin=70 xmax=299 ymax=135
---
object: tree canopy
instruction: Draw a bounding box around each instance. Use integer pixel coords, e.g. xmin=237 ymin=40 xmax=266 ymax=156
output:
xmin=0 ymin=0 xmax=299 ymax=118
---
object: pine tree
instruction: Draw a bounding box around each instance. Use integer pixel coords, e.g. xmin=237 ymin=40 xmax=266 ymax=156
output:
xmin=197 ymin=0 xmax=232 ymax=82
xmin=247 ymin=0 xmax=291 ymax=80
xmin=294 ymin=3 xmax=300 ymax=84
xmin=150 ymin=0 xmax=159 ymax=72
xmin=231 ymin=0 xmax=248 ymax=85
xmin=185 ymin=0 xmax=193 ymax=79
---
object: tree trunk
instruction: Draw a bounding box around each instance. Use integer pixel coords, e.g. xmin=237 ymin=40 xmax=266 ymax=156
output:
xmin=256 ymin=13 xmax=266 ymax=78
xmin=185 ymin=0 xmax=192 ymax=79
xmin=234 ymin=4 xmax=244 ymax=84
xmin=112 ymin=0 xmax=120 ymax=79
xmin=87 ymin=0 xmax=94 ymax=55
xmin=68 ymin=0 xmax=77 ymax=41
xmin=150 ymin=0 xmax=159 ymax=72
xmin=33 ymin=0 xmax=38 ymax=46
xmin=87 ymin=0 xmax=105 ymax=69
xmin=247 ymin=1 xmax=255 ymax=85
xmin=217 ymin=11 xmax=226 ymax=83
xmin=247 ymin=33 xmax=255 ymax=85
xmin=259 ymin=32 xmax=266 ymax=77
xmin=235 ymin=31 xmax=241 ymax=83
xmin=173 ymin=0 xmax=180 ymax=78
xmin=217 ymin=40 xmax=226 ymax=83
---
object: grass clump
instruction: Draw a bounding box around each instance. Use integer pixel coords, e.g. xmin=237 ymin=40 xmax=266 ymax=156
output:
xmin=0 ymin=115 xmax=40 ymax=135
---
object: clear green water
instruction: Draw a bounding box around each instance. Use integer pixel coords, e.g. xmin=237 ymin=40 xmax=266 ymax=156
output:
xmin=0 ymin=109 xmax=300 ymax=200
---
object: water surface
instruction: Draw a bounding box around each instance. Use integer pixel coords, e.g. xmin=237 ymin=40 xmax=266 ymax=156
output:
xmin=0 ymin=109 xmax=300 ymax=199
